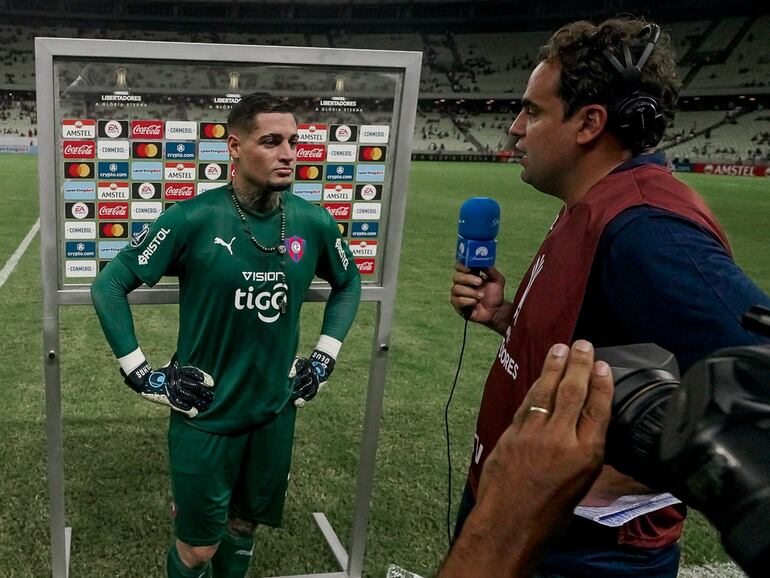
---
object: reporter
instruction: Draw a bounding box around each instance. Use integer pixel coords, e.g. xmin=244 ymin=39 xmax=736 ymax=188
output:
xmin=439 ymin=341 xmax=613 ymax=578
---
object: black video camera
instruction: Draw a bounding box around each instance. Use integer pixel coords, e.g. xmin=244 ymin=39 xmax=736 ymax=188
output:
xmin=596 ymin=305 xmax=770 ymax=578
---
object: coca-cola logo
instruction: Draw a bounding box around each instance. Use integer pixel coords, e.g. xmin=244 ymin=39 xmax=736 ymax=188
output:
xmin=324 ymin=203 xmax=351 ymax=220
xmin=131 ymin=121 xmax=163 ymax=138
xmin=63 ymin=142 xmax=95 ymax=158
xmin=164 ymin=183 xmax=194 ymax=199
xmin=355 ymin=258 xmax=375 ymax=274
xmin=296 ymin=144 xmax=326 ymax=161
xmin=98 ymin=203 xmax=129 ymax=219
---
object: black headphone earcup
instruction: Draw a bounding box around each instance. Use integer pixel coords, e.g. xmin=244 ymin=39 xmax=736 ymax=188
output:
xmin=609 ymin=94 xmax=664 ymax=151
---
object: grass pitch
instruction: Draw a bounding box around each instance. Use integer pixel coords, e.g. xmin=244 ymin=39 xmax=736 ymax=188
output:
xmin=0 ymin=156 xmax=767 ymax=576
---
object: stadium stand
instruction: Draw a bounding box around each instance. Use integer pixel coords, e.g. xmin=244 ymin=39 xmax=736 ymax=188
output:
xmin=688 ymin=16 xmax=770 ymax=91
xmin=1 ymin=15 xmax=768 ymax=159
xmin=663 ymin=109 xmax=770 ymax=164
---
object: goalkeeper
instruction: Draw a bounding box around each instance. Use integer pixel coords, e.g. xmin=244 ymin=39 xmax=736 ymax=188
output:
xmin=90 ymin=92 xmax=361 ymax=578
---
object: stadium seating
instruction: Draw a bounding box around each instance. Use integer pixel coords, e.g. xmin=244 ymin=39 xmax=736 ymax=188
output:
xmin=1 ymin=20 xmax=768 ymax=159
xmin=663 ymin=109 xmax=770 ymax=163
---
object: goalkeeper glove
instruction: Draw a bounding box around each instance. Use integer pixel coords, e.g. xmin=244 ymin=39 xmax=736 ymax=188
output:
xmin=289 ymin=349 xmax=335 ymax=407
xmin=121 ymin=354 xmax=215 ymax=418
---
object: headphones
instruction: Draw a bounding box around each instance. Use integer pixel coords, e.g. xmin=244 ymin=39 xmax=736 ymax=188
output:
xmin=603 ymin=24 xmax=666 ymax=152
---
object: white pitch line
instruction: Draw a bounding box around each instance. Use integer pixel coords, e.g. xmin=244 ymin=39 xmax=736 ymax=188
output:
xmin=678 ymin=561 xmax=746 ymax=577
xmin=0 ymin=218 xmax=40 ymax=290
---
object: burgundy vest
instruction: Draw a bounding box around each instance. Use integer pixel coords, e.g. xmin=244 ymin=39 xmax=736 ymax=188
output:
xmin=468 ymin=164 xmax=730 ymax=547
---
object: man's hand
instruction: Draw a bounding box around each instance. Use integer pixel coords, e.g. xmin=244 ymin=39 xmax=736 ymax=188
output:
xmin=438 ymin=341 xmax=613 ymax=578
xmin=450 ymin=263 xmax=510 ymax=333
xmin=289 ymin=349 xmax=335 ymax=407
xmin=122 ymin=355 xmax=215 ymax=418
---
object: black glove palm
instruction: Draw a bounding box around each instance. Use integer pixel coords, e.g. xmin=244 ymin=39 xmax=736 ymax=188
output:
xmin=289 ymin=349 xmax=335 ymax=407
xmin=122 ymin=354 xmax=215 ymax=418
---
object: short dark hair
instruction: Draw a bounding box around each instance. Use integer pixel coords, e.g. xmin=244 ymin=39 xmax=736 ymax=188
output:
xmin=538 ymin=18 xmax=680 ymax=149
xmin=227 ymin=92 xmax=294 ymax=134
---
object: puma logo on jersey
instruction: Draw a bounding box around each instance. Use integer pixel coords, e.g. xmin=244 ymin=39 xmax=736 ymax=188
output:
xmin=214 ymin=236 xmax=235 ymax=255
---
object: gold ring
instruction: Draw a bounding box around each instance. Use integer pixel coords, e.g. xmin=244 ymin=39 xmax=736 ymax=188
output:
xmin=528 ymin=406 xmax=551 ymax=415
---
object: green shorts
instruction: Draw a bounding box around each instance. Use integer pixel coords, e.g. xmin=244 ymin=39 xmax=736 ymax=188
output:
xmin=168 ymin=404 xmax=297 ymax=546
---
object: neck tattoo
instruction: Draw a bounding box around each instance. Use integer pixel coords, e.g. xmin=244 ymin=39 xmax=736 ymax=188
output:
xmin=229 ymin=183 xmax=288 ymax=314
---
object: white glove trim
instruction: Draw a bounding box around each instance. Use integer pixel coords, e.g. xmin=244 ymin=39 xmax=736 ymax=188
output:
xmin=118 ymin=347 xmax=147 ymax=375
xmin=315 ymin=335 xmax=342 ymax=359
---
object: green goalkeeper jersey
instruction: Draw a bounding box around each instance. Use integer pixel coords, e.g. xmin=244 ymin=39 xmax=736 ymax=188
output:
xmin=101 ymin=184 xmax=361 ymax=433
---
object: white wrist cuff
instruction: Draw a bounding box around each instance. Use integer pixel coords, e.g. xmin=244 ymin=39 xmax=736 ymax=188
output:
xmin=118 ymin=348 xmax=147 ymax=374
xmin=315 ymin=335 xmax=342 ymax=359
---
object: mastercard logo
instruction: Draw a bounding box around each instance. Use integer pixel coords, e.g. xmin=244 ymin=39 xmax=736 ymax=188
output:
xmin=201 ymin=123 xmax=227 ymax=139
xmin=66 ymin=162 xmax=93 ymax=178
xmin=296 ymin=165 xmax=323 ymax=180
xmin=360 ymin=146 xmax=386 ymax=161
xmin=134 ymin=143 xmax=160 ymax=158
xmin=100 ymin=222 xmax=127 ymax=238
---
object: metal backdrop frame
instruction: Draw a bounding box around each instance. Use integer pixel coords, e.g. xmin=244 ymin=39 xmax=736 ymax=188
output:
xmin=35 ymin=37 xmax=420 ymax=578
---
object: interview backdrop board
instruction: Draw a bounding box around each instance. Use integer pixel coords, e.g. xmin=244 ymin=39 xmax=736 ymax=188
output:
xmin=36 ymin=37 xmax=421 ymax=578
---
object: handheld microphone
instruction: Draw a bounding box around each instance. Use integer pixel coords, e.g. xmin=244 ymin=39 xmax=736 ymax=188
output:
xmin=456 ymin=197 xmax=500 ymax=319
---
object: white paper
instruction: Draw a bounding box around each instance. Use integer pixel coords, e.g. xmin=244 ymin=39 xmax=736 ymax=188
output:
xmin=386 ymin=564 xmax=425 ymax=578
xmin=574 ymin=493 xmax=682 ymax=527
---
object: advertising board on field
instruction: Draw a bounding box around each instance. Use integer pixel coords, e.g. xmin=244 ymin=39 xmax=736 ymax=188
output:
xmin=45 ymin=50 xmax=417 ymax=291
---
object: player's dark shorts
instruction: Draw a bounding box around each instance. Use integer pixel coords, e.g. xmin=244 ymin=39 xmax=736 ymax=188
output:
xmin=168 ymin=403 xmax=297 ymax=546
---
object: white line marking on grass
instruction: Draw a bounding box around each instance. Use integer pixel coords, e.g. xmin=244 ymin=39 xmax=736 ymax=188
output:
xmin=0 ymin=218 xmax=40 ymax=290
xmin=679 ymin=561 xmax=746 ymax=577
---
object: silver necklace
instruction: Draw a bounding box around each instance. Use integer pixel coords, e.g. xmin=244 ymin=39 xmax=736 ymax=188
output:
xmin=230 ymin=184 xmax=288 ymax=314
xmin=230 ymin=187 xmax=287 ymax=255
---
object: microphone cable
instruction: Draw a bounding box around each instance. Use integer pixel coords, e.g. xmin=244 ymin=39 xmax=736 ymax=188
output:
xmin=444 ymin=316 xmax=470 ymax=547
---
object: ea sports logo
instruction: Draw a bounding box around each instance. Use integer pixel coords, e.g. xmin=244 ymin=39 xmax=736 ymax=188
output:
xmin=335 ymin=125 xmax=352 ymax=142
xmin=137 ymin=183 xmax=156 ymax=199
xmin=704 ymin=164 xmax=714 ymax=174
xmin=71 ymin=202 xmax=89 ymax=219
xmin=204 ymin=163 xmax=222 ymax=180
xmin=360 ymin=184 xmax=377 ymax=200
xmin=105 ymin=120 xmax=123 ymax=138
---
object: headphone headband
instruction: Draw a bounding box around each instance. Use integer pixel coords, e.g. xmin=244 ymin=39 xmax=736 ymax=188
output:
xmin=603 ymin=23 xmax=665 ymax=152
